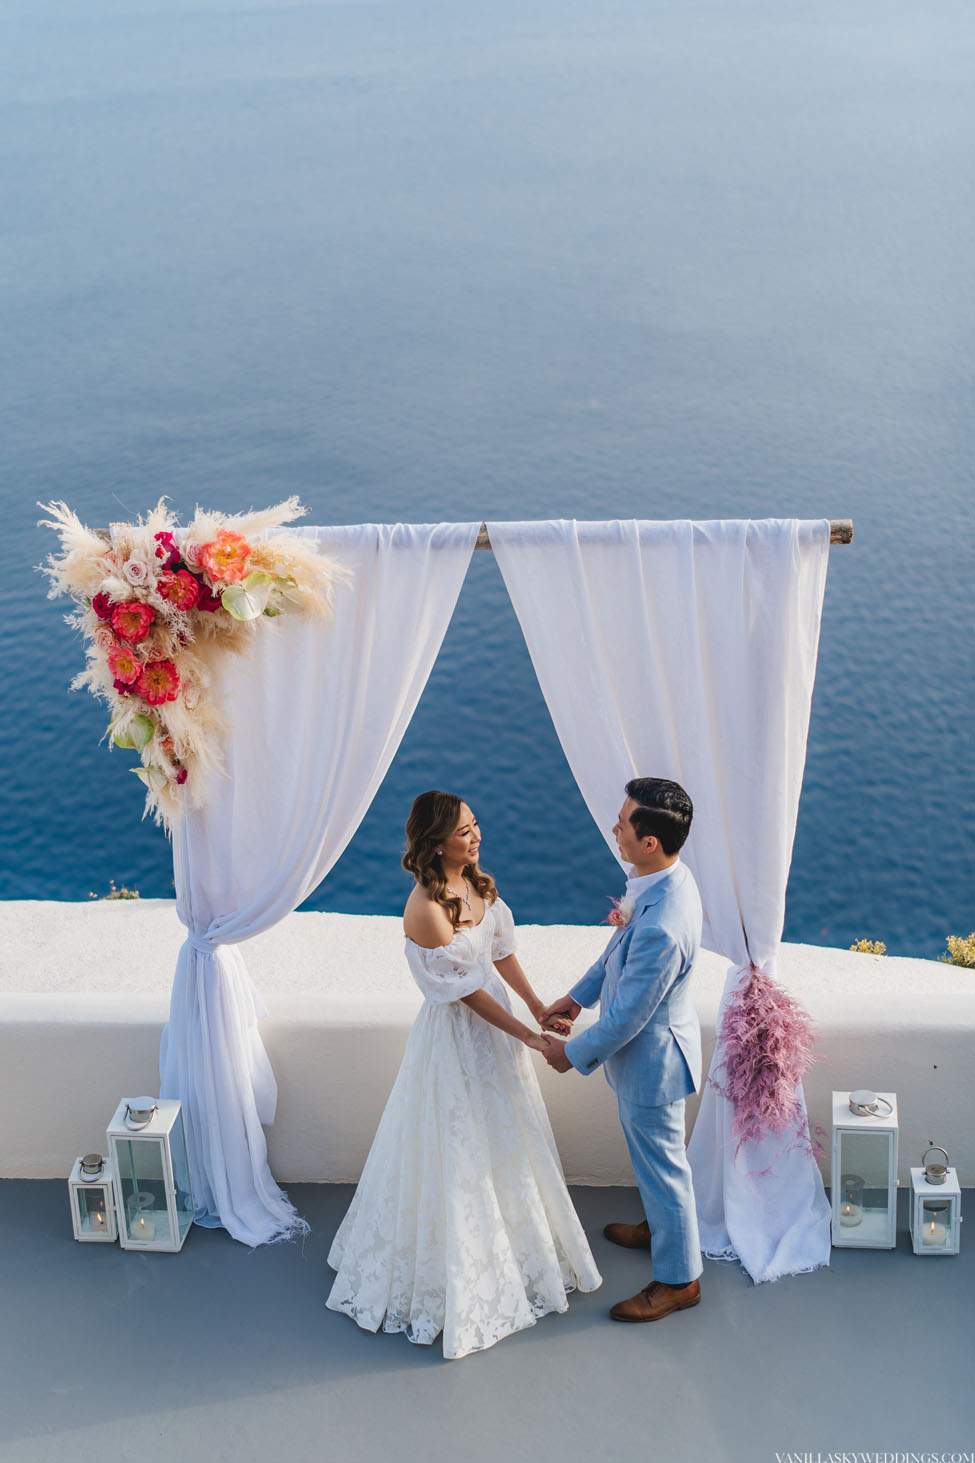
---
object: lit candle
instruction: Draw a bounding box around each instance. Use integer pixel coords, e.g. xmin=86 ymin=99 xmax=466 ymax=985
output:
xmin=923 ymin=1219 xmax=947 ymax=1246
xmin=132 ymin=1213 xmax=155 ymax=1241
xmin=839 ymin=1201 xmax=863 ymax=1227
xmin=90 ymin=1208 xmax=107 ymax=1233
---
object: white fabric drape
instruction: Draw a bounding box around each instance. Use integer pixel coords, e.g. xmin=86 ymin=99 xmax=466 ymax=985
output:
xmin=489 ymin=517 xmax=832 ymax=1282
xmin=161 ymin=522 xmax=479 ymax=1246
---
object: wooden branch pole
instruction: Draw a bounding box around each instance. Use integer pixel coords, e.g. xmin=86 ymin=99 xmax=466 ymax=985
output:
xmin=474 ymin=519 xmax=854 ymax=550
xmin=97 ymin=519 xmax=854 ymax=547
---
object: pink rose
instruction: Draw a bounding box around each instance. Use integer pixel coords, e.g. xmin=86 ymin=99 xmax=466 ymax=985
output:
xmin=122 ymin=558 xmax=151 ymax=587
xmin=92 ymin=624 xmax=117 ymax=655
xmin=180 ymin=540 xmax=204 ymax=570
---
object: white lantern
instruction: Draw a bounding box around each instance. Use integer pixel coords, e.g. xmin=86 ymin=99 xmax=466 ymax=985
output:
xmin=909 ymin=1152 xmax=962 ymax=1256
xmin=68 ymin=1153 xmax=118 ymax=1242
xmin=831 ymin=1090 xmax=898 ymax=1248
xmin=106 ymin=1098 xmax=195 ymax=1253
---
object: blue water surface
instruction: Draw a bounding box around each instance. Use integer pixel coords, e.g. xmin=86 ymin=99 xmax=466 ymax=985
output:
xmin=0 ymin=0 xmax=972 ymax=956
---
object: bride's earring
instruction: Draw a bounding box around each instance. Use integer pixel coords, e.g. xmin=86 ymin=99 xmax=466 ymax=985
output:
xmin=435 ymin=848 xmax=443 ymax=856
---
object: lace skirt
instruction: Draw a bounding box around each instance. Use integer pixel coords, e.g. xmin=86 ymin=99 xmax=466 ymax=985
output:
xmin=325 ymin=995 xmax=601 ymax=1359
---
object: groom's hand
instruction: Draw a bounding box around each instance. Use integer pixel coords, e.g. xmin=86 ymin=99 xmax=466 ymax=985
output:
xmin=540 ymin=994 xmax=582 ymax=1027
xmin=539 ymin=1033 xmax=573 ymax=1073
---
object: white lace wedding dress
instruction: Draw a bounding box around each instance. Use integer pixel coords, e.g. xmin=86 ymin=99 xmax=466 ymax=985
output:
xmin=325 ymin=896 xmax=601 ymax=1359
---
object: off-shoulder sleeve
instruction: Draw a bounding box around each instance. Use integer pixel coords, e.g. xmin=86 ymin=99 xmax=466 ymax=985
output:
xmin=404 ymin=939 xmax=488 ymax=1004
xmin=490 ymin=897 xmax=516 ymax=961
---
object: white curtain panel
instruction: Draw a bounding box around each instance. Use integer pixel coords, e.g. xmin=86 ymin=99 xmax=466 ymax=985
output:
xmin=488 ymin=517 xmax=832 ymax=1282
xmin=161 ymin=522 xmax=480 ymax=1246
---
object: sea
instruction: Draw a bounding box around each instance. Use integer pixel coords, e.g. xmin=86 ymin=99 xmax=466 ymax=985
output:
xmin=0 ymin=0 xmax=972 ymax=957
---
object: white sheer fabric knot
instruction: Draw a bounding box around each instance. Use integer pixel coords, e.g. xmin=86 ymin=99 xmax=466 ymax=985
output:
xmin=182 ymin=929 xmax=218 ymax=959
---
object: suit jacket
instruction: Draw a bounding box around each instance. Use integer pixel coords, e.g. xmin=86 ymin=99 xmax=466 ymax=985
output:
xmin=564 ymin=861 xmax=703 ymax=1108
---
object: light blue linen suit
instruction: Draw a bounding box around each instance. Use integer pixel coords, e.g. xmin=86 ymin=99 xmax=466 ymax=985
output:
xmin=564 ymin=861 xmax=703 ymax=1284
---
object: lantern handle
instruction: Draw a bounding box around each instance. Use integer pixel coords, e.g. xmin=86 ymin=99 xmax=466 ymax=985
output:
xmin=922 ymin=1146 xmax=949 ymax=1181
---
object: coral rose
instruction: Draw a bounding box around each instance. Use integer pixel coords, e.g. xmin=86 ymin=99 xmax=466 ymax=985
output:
xmin=199 ymin=529 xmax=251 ymax=583
xmin=111 ymin=601 xmax=156 ymax=644
xmin=91 ymin=592 xmax=115 ymax=621
xmin=157 ymin=569 xmax=200 ymax=612
xmin=107 ymin=643 xmax=142 ymax=685
xmin=137 ymin=659 xmax=181 ymax=705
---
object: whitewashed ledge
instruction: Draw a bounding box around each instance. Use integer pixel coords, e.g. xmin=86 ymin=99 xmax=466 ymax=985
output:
xmin=1 ymin=899 xmax=972 ymax=1184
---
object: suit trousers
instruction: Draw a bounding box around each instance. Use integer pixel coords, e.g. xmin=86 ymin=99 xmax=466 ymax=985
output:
xmin=617 ymin=1095 xmax=702 ymax=1286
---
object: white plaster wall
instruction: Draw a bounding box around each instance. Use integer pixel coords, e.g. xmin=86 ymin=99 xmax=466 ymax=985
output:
xmin=1 ymin=900 xmax=972 ymax=1184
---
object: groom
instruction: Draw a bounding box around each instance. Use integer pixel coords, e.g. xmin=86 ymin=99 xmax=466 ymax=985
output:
xmin=540 ymin=777 xmax=704 ymax=1323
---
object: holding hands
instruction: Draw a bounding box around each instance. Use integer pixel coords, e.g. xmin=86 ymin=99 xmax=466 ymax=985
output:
xmin=531 ymin=993 xmax=582 ymax=1073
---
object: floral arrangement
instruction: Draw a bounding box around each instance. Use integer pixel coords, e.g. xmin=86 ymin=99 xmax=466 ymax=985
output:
xmin=605 ymin=893 xmax=635 ymax=928
xmin=40 ymin=497 xmax=344 ymax=826
xmin=710 ymin=964 xmax=823 ymax=1158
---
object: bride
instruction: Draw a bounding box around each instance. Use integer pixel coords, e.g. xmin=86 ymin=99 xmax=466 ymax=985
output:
xmin=326 ymin=790 xmax=601 ymax=1359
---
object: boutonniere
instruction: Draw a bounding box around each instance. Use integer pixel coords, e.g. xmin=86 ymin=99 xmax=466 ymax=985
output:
xmin=605 ymin=894 xmax=635 ymax=928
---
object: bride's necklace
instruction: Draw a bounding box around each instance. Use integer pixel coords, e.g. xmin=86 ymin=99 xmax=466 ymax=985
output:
xmin=446 ymin=876 xmax=472 ymax=911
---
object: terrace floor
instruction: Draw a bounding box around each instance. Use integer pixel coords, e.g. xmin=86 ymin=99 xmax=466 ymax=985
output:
xmin=1 ymin=1182 xmax=972 ymax=1463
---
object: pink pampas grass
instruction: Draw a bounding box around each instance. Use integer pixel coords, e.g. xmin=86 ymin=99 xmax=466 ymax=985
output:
xmin=711 ymin=964 xmax=824 ymax=1158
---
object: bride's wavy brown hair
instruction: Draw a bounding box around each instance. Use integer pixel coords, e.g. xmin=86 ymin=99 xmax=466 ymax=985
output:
xmin=402 ymin=790 xmax=498 ymax=930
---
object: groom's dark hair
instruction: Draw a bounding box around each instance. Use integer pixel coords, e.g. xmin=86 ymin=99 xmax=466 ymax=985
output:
xmin=625 ymin=777 xmax=693 ymax=855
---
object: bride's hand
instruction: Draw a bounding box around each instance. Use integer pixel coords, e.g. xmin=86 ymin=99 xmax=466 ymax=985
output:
xmin=524 ymin=1032 xmax=556 ymax=1053
xmin=541 ymin=1014 xmax=573 ymax=1036
xmin=529 ymin=999 xmax=572 ymax=1037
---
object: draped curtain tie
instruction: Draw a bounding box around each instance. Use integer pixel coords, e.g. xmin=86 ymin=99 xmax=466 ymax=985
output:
xmin=181 ymin=930 xmax=219 ymax=960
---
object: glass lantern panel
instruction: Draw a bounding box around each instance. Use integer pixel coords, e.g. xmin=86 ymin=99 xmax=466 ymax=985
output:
xmin=78 ymin=1186 xmax=111 ymax=1236
xmin=168 ymin=1110 xmax=194 ymax=1242
xmin=920 ymin=1200 xmax=952 ymax=1249
xmin=115 ymin=1138 xmax=173 ymax=1245
xmin=838 ymin=1131 xmax=892 ymax=1242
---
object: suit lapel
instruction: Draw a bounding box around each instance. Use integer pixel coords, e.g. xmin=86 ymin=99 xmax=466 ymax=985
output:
xmin=605 ymin=864 xmax=684 ymax=958
xmin=627 ymin=863 xmax=685 ymax=926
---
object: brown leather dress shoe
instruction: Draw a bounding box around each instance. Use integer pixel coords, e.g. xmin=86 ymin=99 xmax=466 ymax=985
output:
xmin=602 ymin=1219 xmax=653 ymax=1250
xmin=609 ymin=1278 xmax=701 ymax=1323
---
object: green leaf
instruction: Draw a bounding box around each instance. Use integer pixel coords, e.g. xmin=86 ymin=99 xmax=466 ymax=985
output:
xmin=111 ymin=712 xmax=154 ymax=751
xmin=130 ymin=714 xmax=155 ymax=750
xmin=221 ymin=572 xmax=272 ymax=621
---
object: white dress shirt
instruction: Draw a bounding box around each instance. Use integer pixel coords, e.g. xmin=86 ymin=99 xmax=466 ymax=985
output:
xmin=624 ymin=858 xmax=681 ymax=905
